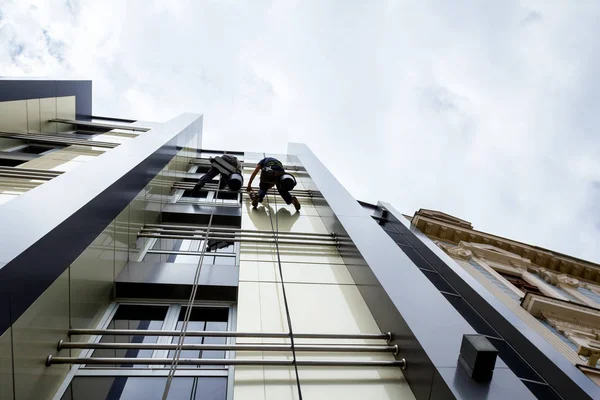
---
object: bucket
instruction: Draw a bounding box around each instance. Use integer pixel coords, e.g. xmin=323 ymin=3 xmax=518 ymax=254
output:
xmin=228 ymin=173 xmax=244 ymax=191
xmin=278 ymin=173 xmax=296 ymax=191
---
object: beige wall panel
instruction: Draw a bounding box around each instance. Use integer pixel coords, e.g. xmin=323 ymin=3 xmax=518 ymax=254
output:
xmin=0 ymin=327 xmax=13 ymax=400
xmin=13 ymin=269 xmax=70 ymax=400
xmin=233 ymin=352 xmax=266 ymax=400
xmin=236 ymin=161 xmax=414 ymax=398
xmin=262 ymin=362 xmax=413 ymax=400
xmin=236 ymin=280 xmax=263 ymax=345
xmin=237 ymin=282 xmax=382 ymax=341
xmin=239 ymin=261 xmax=354 ymax=285
xmin=0 ymin=138 xmax=23 ymax=151
xmin=235 ymin=282 xmax=415 ymax=399
xmin=242 ymin=212 xmax=328 ymax=234
xmin=20 ymin=157 xmax=68 ymax=171
xmin=0 ymin=100 xmax=28 ymax=133
xmin=39 ymin=98 xmax=57 ymax=133
xmin=26 ymin=99 xmax=41 ymax=133
xmin=55 ymin=96 xmax=76 ymax=132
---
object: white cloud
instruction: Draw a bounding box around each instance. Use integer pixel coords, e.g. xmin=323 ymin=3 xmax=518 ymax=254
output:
xmin=1 ymin=0 xmax=600 ymax=262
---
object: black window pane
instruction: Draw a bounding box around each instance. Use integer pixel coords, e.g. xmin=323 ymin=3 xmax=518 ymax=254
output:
xmin=89 ymin=305 xmax=168 ymax=368
xmin=69 ymin=377 xmax=227 ymax=400
xmin=168 ymin=307 xmax=228 ymax=369
xmin=59 ymin=384 xmax=72 ymax=400
xmin=213 ymin=190 xmax=238 ymax=200
xmin=183 ymin=189 xmax=209 ymax=198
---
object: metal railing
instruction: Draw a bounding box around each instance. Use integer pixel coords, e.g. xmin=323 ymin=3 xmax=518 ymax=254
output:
xmin=140 ymin=225 xmax=351 ymax=247
xmin=47 ymin=356 xmax=406 ymax=368
xmin=50 ymin=118 xmax=150 ymax=132
xmin=0 ymin=166 xmax=63 ymax=181
xmin=68 ymin=329 xmax=386 ymax=340
xmin=47 ymin=329 xmax=406 ymax=369
xmin=172 ymin=182 xmax=322 ymax=200
xmin=58 ymin=340 xmax=397 ymax=354
xmin=0 ymin=131 xmax=119 ymax=149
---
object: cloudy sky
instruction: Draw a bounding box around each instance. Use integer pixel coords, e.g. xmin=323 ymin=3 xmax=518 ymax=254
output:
xmin=1 ymin=0 xmax=600 ymax=262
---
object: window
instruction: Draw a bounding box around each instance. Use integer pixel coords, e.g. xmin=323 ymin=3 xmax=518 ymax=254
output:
xmin=88 ymin=304 xmax=168 ymax=368
xmin=182 ymin=189 xmax=210 ymax=200
xmin=182 ymin=188 xmax=239 ymax=202
xmin=577 ymin=287 xmax=600 ymax=306
xmin=61 ymin=376 xmax=227 ymax=400
xmin=14 ymin=144 xmax=64 ymax=155
xmin=144 ymin=237 xmax=237 ymax=265
xmin=82 ymin=303 xmax=231 ymax=369
xmin=468 ymin=259 xmax=522 ymax=301
xmin=528 ymin=273 xmax=581 ymax=303
xmin=497 ymin=272 xmax=543 ymax=295
xmin=537 ymin=317 xmax=578 ymax=352
xmin=0 ymin=156 xmax=25 ymax=167
xmin=168 ymin=307 xmax=229 ymax=369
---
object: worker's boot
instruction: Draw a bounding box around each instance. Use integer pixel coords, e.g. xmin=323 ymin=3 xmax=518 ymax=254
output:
xmin=291 ymin=196 xmax=301 ymax=212
xmin=191 ymin=184 xmax=203 ymax=198
xmin=250 ymin=192 xmax=259 ymax=209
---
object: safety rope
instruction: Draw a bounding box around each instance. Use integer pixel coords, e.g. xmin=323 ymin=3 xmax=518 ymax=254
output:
xmin=162 ymin=176 xmax=218 ymax=400
xmin=266 ymin=190 xmax=303 ymax=400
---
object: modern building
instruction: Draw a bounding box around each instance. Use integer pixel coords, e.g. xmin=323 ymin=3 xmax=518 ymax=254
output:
xmin=0 ymin=79 xmax=599 ymax=400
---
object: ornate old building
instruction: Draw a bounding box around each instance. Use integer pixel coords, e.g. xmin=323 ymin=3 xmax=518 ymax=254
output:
xmin=410 ymin=209 xmax=600 ymax=386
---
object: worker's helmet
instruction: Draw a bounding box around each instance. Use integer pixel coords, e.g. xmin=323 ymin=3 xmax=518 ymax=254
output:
xmin=278 ymin=174 xmax=297 ymax=191
xmin=228 ymin=173 xmax=244 ymax=191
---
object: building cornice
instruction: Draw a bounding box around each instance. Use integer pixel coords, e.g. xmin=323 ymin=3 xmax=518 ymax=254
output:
xmin=413 ymin=214 xmax=600 ymax=285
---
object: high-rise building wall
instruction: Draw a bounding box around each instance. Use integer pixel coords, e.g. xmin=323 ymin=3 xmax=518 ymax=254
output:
xmin=234 ymin=152 xmax=413 ymax=399
xmin=1 ymin=79 xmax=599 ymax=400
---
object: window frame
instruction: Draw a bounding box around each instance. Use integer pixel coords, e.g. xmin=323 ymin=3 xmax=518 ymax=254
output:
xmin=52 ymin=299 xmax=237 ymax=400
xmin=138 ymin=237 xmax=240 ymax=264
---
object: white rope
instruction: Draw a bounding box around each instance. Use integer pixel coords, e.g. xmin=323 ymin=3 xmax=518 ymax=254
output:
xmin=162 ymin=175 xmax=219 ymax=400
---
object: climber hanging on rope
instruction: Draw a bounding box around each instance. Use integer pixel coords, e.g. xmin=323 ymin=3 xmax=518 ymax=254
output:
xmin=191 ymin=154 xmax=244 ymax=196
xmin=246 ymin=157 xmax=301 ymax=211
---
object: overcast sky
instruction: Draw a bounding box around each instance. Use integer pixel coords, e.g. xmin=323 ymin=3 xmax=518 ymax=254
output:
xmin=1 ymin=0 xmax=600 ymax=263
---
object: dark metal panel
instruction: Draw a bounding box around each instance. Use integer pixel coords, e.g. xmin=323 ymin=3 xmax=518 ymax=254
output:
xmin=0 ymin=114 xmax=202 ymax=335
xmin=0 ymin=80 xmax=56 ymax=102
xmin=0 ymin=80 xmax=92 ymax=120
xmin=53 ymin=80 xmax=92 ymax=120
xmin=115 ymin=282 xmax=237 ymax=301
xmin=379 ymin=201 xmax=600 ymax=400
xmin=116 ymin=261 xmax=239 ymax=288
xmin=288 ymin=143 xmax=533 ymax=400
xmin=161 ymin=203 xmax=241 ymax=226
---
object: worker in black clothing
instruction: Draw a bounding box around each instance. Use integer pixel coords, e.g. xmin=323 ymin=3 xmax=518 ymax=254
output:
xmin=246 ymin=157 xmax=301 ymax=211
xmin=191 ymin=154 xmax=243 ymax=196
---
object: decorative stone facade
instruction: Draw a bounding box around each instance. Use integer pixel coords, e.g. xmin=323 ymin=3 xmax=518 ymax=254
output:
xmin=411 ymin=209 xmax=600 ymax=382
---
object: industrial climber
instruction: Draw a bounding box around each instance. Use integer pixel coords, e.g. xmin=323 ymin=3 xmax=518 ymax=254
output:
xmin=246 ymin=156 xmax=301 ymax=211
xmin=191 ymin=154 xmax=244 ymax=196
